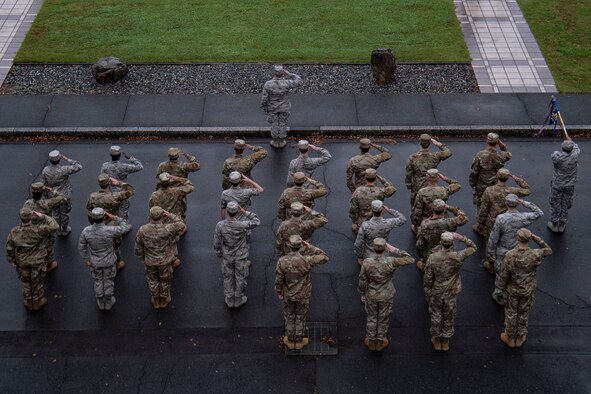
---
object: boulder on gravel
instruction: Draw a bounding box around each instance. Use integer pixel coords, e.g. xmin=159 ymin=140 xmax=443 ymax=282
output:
xmin=91 ymin=57 xmax=128 ymax=84
xmin=371 ymin=48 xmax=396 ymax=86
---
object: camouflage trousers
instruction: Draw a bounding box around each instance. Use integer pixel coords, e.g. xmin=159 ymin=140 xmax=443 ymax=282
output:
xmin=145 ymin=264 xmax=173 ymax=299
xmin=429 ymin=296 xmax=457 ymax=338
xmin=16 ymin=265 xmax=46 ymax=303
xmin=504 ymin=293 xmax=534 ymax=339
xmin=51 ymin=198 xmax=71 ymax=229
xmin=222 ymin=257 xmax=249 ymax=298
xmin=364 ymin=299 xmax=394 ymax=341
xmin=91 ymin=265 xmax=116 ymax=299
xmin=492 ymin=249 xmax=510 ymax=302
xmin=472 ymin=184 xmax=488 ymax=207
xmin=118 ymin=199 xmax=130 ymax=221
xmin=549 ymin=185 xmax=574 ymax=224
xmin=283 ymin=297 xmax=310 ymax=339
xmin=267 ymin=111 xmax=290 ymax=139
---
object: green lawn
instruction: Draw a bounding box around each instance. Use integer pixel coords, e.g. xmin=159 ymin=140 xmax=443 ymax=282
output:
xmin=16 ymin=0 xmax=469 ymax=63
xmin=518 ymin=0 xmax=591 ymax=92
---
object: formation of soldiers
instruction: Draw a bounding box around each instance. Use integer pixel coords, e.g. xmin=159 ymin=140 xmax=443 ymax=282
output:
xmin=6 ymin=134 xmax=579 ymax=352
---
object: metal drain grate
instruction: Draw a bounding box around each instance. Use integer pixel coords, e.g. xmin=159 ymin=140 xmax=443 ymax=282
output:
xmin=285 ymin=322 xmax=338 ymax=356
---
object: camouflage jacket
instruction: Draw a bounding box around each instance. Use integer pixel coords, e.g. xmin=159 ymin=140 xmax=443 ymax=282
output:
xmin=275 ymin=244 xmax=328 ymax=300
xmin=221 ymin=147 xmax=268 ymax=189
xmin=358 ymin=249 xmax=414 ymax=301
xmin=6 ymin=214 xmax=59 ymax=267
xmin=411 ymin=181 xmax=461 ymax=226
xmin=354 ymin=209 xmax=407 ymax=258
xmin=149 ymin=178 xmax=194 ymax=216
xmin=135 ymin=214 xmax=186 ymax=266
xmin=487 ymin=201 xmax=544 ymax=261
xmin=346 ymin=147 xmax=392 ymax=192
xmin=286 ymin=148 xmax=332 ymax=187
xmin=23 ymin=192 xmax=67 ymax=215
xmin=423 ymin=237 xmax=477 ymax=299
xmin=416 ymin=207 xmax=468 ymax=260
xmin=349 ymin=180 xmax=397 ymax=224
xmin=156 ymin=154 xmax=200 ymax=178
xmin=260 ymin=72 xmax=302 ymax=114
xmin=276 ymin=211 xmax=328 ymax=256
xmin=213 ymin=211 xmax=260 ymax=260
xmin=277 ymin=183 xmax=328 ymax=220
xmin=41 ymin=159 xmax=83 ymax=198
xmin=551 ymin=143 xmax=580 ymax=188
xmin=469 ymin=147 xmax=512 ymax=190
xmin=498 ymin=237 xmax=552 ymax=298
xmin=405 ymin=145 xmax=452 ymax=193
xmin=220 ymin=186 xmax=260 ymax=211
xmin=87 ymin=183 xmax=135 ymax=217
xmin=78 ymin=217 xmax=132 ymax=268
xmin=476 ymin=181 xmax=531 ymax=232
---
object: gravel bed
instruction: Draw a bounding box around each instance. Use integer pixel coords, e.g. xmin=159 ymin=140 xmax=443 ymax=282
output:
xmin=0 ymin=63 xmax=478 ymax=95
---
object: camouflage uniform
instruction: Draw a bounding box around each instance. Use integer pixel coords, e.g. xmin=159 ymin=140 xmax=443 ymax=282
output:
xmin=276 ymin=210 xmax=327 ymax=257
xmin=275 ymin=241 xmax=329 ymax=341
xmin=346 ymin=142 xmax=392 ymax=192
xmin=354 ymin=208 xmax=406 ymax=259
xmin=222 ymin=145 xmax=268 ymax=190
xmin=416 ymin=205 xmax=468 ymax=265
xmin=423 ymin=235 xmax=476 ymax=341
xmin=488 ymin=201 xmax=543 ymax=303
xmin=498 ymin=233 xmax=552 ymax=343
xmin=157 ymin=150 xmax=200 ymax=216
xmin=78 ymin=214 xmax=132 ymax=309
xmin=476 ymin=179 xmax=530 ymax=237
xmin=277 ymin=181 xmax=328 ymax=221
xmin=41 ymin=155 xmax=83 ymax=234
xmin=349 ymin=178 xmax=396 ymax=228
xmin=261 ymin=69 xmax=302 ymax=140
xmin=101 ymin=154 xmax=143 ymax=220
xmin=358 ymin=248 xmax=414 ymax=341
xmin=149 ymin=176 xmax=195 ymax=221
xmin=87 ymin=182 xmax=135 ymax=217
xmin=286 ymin=145 xmax=332 ymax=187
xmin=469 ymin=145 xmax=512 ymax=207
xmin=135 ymin=211 xmax=186 ymax=306
xmin=6 ymin=212 xmax=59 ymax=308
xmin=549 ymin=141 xmax=580 ymax=229
xmin=405 ymin=143 xmax=452 ymax=204
xmin=411 ymin=180 xmax=460 ymax=227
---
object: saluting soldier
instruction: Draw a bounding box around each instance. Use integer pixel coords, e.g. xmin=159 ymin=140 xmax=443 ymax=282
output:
xmin=286 ymin=140 xmax=331 ymax=187
xmin=346 ymin=138 xmax=392 ymax=193
xmin=349 ymin=169 xmax=396 ymax=233
xmin=548 ymin=137 xmax=580 ymax=233
xmin=221 ymin=139 xmax=267 ymax=190
xmin=411 ymin=169 xmax=460 ymax=233
xmin=278 ymin=172 xmax=327 ymax=221
xmin=276 ymin=202 xmax=327 ymax=257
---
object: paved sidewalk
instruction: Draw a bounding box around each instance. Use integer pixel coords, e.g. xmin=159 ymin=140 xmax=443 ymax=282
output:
xmin=455 ymin=0 xmax=557 ymax=93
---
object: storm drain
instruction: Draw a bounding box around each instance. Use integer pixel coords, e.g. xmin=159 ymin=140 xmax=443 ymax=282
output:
xmin=285 ymin=322 xmax=338 ymax=356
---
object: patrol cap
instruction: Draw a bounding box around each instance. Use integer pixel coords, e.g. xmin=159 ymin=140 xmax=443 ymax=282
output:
xmin=149 ymin=206 xmax=164 ymax=220
xmin=420 ymin=134 xmax=431 ymax=143
xmin=229 ymin=171 xmax=242 ymax=184
xmin=274 ymin=65 xmax=284 ymax=74
xmin=497 ymin=167 xmax=511 ymax=181
xmin=168 ymin=147 xmax=180 ymax=158
xmin=371 ymin=200 xmax=383 ymax=212
xmin=290 ymin=202 xmax=305 ymax=215
xmin=487 ymin=133 xmax=500 ymax=143
xmin=226 ymin=201 xmax=240 ymax=214
xmin=505 ymin=193 xmax=519 ymax=207
xmin=359 ymin=138 xmax=371 ymax=148
xmin=562 ymin=140 xmax=574 ymax=152
xmin=441 ymin=231 xmax=454 ymax=246
xmin=234 ymin=139 xmax=246 ymax=150
xmin=90 ymin=207 xmax=105 ymax=220
xmin=298 ymin=140 xmax=309 ymax=150
xmin=19 ymin=207 xmax=33 ymax=221
xmin=98 ymin=173 xmax=110 ymax=187
xmin=426 ymin=168 xmax=439 ymax=178
xmin=31 ymin=182 xmax=44 ymax=193
xmin=372 ymin=237 xmax=387 ymax=252
xmin=49 ymin=150 xmax=60 ymax=160
xmin=293 ymin=172 xmax=306 ymax=184
xmin=365 ymin=168 xmax=377 ymax=180
xmin=288 ymin=234 xmax=303 ymax=249
xmin=517 ymin=228 xmax=532 ymax=242
xmin=110 ymin=145 xmax=121 ymax=155
xmin=432 ymin=199 xmax=446 ymax=212
xmin=159 ymin=172 xmax=171 ymax=185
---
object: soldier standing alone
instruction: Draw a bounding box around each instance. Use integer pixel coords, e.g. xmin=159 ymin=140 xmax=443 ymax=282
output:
xmin=548 ymin=138 xmax=580 ymax=233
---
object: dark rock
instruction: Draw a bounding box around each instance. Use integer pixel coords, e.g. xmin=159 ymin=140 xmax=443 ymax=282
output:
xmin=91 ymin=57 xmax=128 ymax=84
xmin=371 ymin=48 xmax=396 ymax=86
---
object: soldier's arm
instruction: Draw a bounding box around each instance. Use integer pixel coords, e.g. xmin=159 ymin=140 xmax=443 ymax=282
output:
xmin=275 ymin=227 xmax=285 ymax=257
xmin=522 ymin=200 xmax=544 ymax=220
xmin=349 ymin=195 xmax=359 ymax=222
xmin=274 ymin=264 xmax=285 ymax=296
xmin=423 ymin=261 xmax=434 ymax=300
xmin=165 ymin=212 xmax=187 ymax=235
xmin=353 ymin=225 xmax=366 ymax=258
xmin=511 ymin=174 xmax=530 ymax=190
xmin=248 ymin=145 xmax=268 ymax=163
xmin=277 ymin=193 xmax=288 ymax=221
xmin=469 ymin=157 xmax=480 ymax=188
xmin=127 ymin=156 xmax=144 ymax=173
xmin=437 ymin=142 xmax=452 ymax=160
xmin=346 ymin=161 xmax=356 ymax=193
xmin=309 ymin=209 xmax=328 ymax=229
xmin=411 ymin=196 xmax=423 ymax=227
xmin=571 ymin=142 xmax=580 ymax=158
xmin=243 ymin=175 xmax=264 ymax=193
xmin=64 ymin=157 xmax=83 ymax=174
xmin=389 ymin=247 xmax=415 ymax=267
xmin=458 ymin=235 xmax=477 ymax=260
xmin=176 ymin=178 xmax=195 ymax=195
xmin=6 ymin=234 xmax=15 ymax=265
xmin=285 ymin=72 xmax=303 ymax=88
xmin=487 ymin=222 xmax=501 ymax=260
xmin=111 ymin=215 xmax=132 ymax=236
xmin=383 ymin=205 xmax=406 ymax=228
xmin=243 ymin=210 xmax=261 ymax=229
xmin=78 ymin=232 xmax=89 ymax=261
xmin=182 ymin=153 xmax=200 ymax=173
xmin=310 ymin=181 xmax=328 ymax=199
xmin=357 ymin=265 xmax=368 ymax=297
xmin=404 ymin=158 xmax=413 ymax=190
xmin=531 ymin=233 xmax=552 ymax=258
xmin=415 ymin=232 xmax=426 ymax=258
xmin=312 ymin=146 xmax=332 ymax=166
xmin=117 ymin=182 xmax=135 ymax=200
xmin=372 ymin=143 xmax=392 ymax=162
xmin=476 ymin=193 xmax=491 ymax=228
xmin=285 ymin=163 xmax=296 ymax=187
xmin=213 ymin=223 xmax=223 ymax=257
xmin=444 ymin=177 xmax=461 ymax=195
xmin=35 ymin=213 xmax=59 ymax=234
xmin=497 ymin=257 xmax=511 ymax=292
xmin=134 ymin=231 xmax=145 ymax=262
xmin=447 ymin=205 xmax=468 ymax=226
xmin=46 ymin=192 xmax=67 ymax=208
xmin=378 ymin=175 xmax=396 ymax=197
xmin=260 ymin=86 xmax=270 ymax=112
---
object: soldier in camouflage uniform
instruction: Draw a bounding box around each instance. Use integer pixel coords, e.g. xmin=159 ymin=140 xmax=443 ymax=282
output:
xmin=222 ymin=139 xmax=268 ymax=190
xmin=415 ymin=199 xmax=468 ymax=272
xmin=135 ymin=207 xmax=187 ymax=309
xmin=220 ymin=171 xmax=264 ymax=219
xmin=41 ymin=150 xmax=83 ymax=236
xmin=405 ymin=134 xmax=452 ymax=205
xmin=423 ymin=232 xmax=476 ymax=351
xmin=286 ymin=140 xmax=332 ymax=187
xmin=214 ymin=201 xmax=260 ymax=309
xmin=6 ymin=208 xmax=59 ymax=311
xmin=346 ymin=138 xmax=392 ymax=193
xmin=149 ymin=172 xmax=195 ymax=222
xmin=100 ymin=145 xmax=143 ymax=220
xmin=548 ymin=138 xmax=580 ymax=233
xmin=411 ymin=169 xmax=461 ymax=233
xmin=469 ymin=133 xmax=512 ymax=207
xmin=261 ymin=65 xmax=303 ymax=148
xmin=278 ymin=172 xmax=327 ymax=221
xmin=473 ymin=168 xmax=530 ymax=238
xmin=23 ymin=182 xmax=67 ymax=273
xmin=498 ymin=228 xmax=552 ymax=348
xmin=358 ymin=238 xmax=414 ymax=352
xmin=487 ymin=194 xmax=543 ymax=306
xmin=275 ymin=235 xmax=329 ymax=350
xmin=349 ymin=169 xmax=396 ymax=233
xmin=276 ymin=202 xmax=328 ymax=257
xmin=78 ymin=208 xmax=132 ymax=310
xmin=354 ymin=200 xmax=406 ymax=264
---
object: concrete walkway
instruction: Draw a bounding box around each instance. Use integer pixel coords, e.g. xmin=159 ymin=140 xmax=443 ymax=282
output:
xmin=455 ymin=0 xmax=558 ymax=93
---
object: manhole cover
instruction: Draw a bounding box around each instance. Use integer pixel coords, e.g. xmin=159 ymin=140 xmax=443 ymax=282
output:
xmin=285 ymin=322 xmax=338 ymax=356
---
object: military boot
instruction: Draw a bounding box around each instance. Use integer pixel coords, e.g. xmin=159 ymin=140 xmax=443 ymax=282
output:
xmin=58 ymin=226 xmax=71 ymax=237
xmin=500 ymin=332 xmax=516 ymax=348
xmin=96 ymin=297 xmax=106 ymax=310
xmin=440 ymin=338 xmax=449 ymax=351
xmin=225 ymin=296 xmax=235 ymax=309
xmin=234 ymin=296 xmax=248 ymax=309
xmin=558 ymin=221 xmax=567 ymax=233
xmin=103 ymin=296 xmax=116 ymax=311
xmin=23 ymin=299 xmax=34 ymax=311
xmin=277 ymin=139 xmax=287 ymax=149
xmin=431 ymin=336 xmax=442 ymax=351
xmin=547 ymin=221 xmax=559 ymax=233
xmin=364 ymin=337 xmax=376 ymax=351
xmin=46 ymin=261 xmax=58 ymax=273
xmin=283 ymin=336 xmax=296 ymax=350
xmin=375 ymin=338 xmax=389 ymax=351
xmin=116 ymin=260 xmax=125 ymax=271
xmin=515 ymin=335 xmax=527 ymax=348
xmin=416 ymin=260 xmax=425 ymax=272
xmin=151 ymin=296 xmax=161 ymax=309
xmin=33 ymin=297 xmax=48 ymax=311
xmin=160 ymin=296 xmax=172 ymax=309
xmin=294 ymin=337 xmax=309 ymax=350
xmin=270 ymin=139 xmax=280 ymax=148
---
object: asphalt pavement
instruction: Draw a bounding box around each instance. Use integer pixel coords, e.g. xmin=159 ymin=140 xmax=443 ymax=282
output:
xmin=0 ymin=138 xmax=590 ymax=393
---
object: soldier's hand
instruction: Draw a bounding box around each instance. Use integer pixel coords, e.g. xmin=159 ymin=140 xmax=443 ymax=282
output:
xmin=122 ymin=151 xmax=131 ymax=159
xmin=85 ymin=261 xmax=92 ymax=268
xmin=33 ymin=211 xmax=43 ymax=218
xmin=44 ymin=186 xmax=53 ymax=192
xmin=110 ymin=177 xmax=120 ymax=186
xmin=357 ymin=258 xmax=363 ymax=266
xmin=239 ymin=206 xmax=246 ymax=213
xmin=105 ymin=212 xmax=115 ymax=219
xmin=303 ymin=205 xmax=313 ymax=213
xmin=308 ymin=144 xmax=318 ymax=151
xmin=305 ymin=176 xmax=316 ymax=184
xmin=453 ymin=232 xmax=464 ymax=241
xmin=277 ymin=294 xmax=284 ymax=301
xmin=302 ymin=240 xmax=311 ymax=247
xmin=61 ymin=154 xmax=69 ymax=161
xmin=245 ymin=143 xmax=254 ymax=150
xmin=431 ymin=138 xmax=441 ymax=146
xmin=517 ymin=198 xmax=525 ymax=205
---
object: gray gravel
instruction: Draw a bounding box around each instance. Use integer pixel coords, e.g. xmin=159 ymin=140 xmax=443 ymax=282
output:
xmin=0 ymin=63 xmax=478 ymax=95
